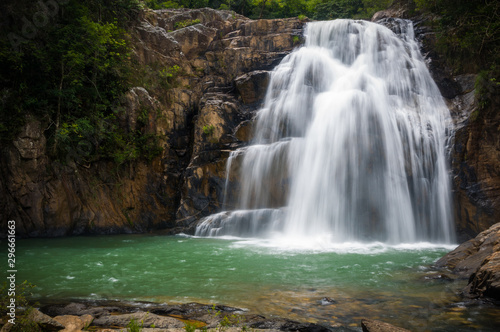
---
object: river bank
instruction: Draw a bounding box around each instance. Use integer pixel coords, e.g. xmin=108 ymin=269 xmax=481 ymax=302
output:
xmin=4 ymin=299 xmax=421 ymax=332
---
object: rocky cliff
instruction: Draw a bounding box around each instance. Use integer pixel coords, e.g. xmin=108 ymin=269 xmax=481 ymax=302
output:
xmin=1 ymin=5 xmax=498 ymax=240
xmin=0 ymin=8 xmax=305 ymax=237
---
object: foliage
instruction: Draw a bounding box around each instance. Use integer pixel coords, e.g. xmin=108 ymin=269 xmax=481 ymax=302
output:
xmin=312 ymin=0 xmax=361 ymax=20
xmin=0 ymin=280 xmax=36 ymax=315
xmin=158 ymin=65 xmax=181 ymax=88
xmin=415 ymin=0 xmax=500 ymax=74
xmin=205 ymin=304 xmax=244 ymax=332
xmin=145 ymin=0 xmax=184 ymax=9
xmin=415 ymin=0 xmax=500 ymax=109
xmin=129 ymin=62 xmax=181 ymax=95
xmin=127 ymin=317 xmax=143 ymax=332
xmin=356 ymin=0 xmax=391 ymax=19
xmin=175 ymin=19 xmax=201 ymax=29
xmin=0 ymin=1 xmax=131 ymax=138
xmin=0 ymin=281 xmax=40 ymax=332
xmin=0 ymin=0 xmax=164 ymax=165
xmin=202 ymin=124 xmax=215 ymax=136
xmin=141 ymin=0 xmax=392 ymax=20
xmin=475 ymin=66 xmax=500 ymax=110
xmin=184 ymin=321 xmax=198 ymax=332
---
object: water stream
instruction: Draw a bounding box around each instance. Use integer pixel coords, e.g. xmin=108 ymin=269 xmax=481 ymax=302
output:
xmin=196 ymin=19 xmax=455 ymax=244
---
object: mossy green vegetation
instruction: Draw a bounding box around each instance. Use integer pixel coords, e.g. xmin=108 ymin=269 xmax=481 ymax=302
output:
xmin=175 ymin=18 xmax=202 ymax=29
xmin=126 ymin=317 xmax=144 ymax=332
xmin=415 ymin=0 xmax=500 ymax=107
xmin=203 ymin=124 xmax=216 ymax=136
xmin=414 ymin=0 xmax=499 ymax=73
xmin=0 ymin=281 xmax=40 ymax=332
xmin=0 ymin=0 xmax=164 ymax=164
xmin=144 ymin=0 xmax=392 ymax=20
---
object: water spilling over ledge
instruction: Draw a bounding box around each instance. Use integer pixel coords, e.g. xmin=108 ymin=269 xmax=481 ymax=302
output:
xmin=196 ymin=19 xmax=455 ymax=244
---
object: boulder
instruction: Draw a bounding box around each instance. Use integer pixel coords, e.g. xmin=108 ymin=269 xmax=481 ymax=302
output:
xmin=466 ymin=250 xmax=500 ymax=299
xmin=52 ymin=314 xmax=94 ymax=332
xmin=435 ymin=222 xmax=500 ymax=277
xmin=28 ymin=308 xmax=65 ymax=331
xmin=436 ymin=222 xmax=500 ymax=300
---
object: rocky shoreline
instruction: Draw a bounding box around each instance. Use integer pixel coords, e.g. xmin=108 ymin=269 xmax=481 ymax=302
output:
xmin=1 ymin=300 xmax=414 ymax=332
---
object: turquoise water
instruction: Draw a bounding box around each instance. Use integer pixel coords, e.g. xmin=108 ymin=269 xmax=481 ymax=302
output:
xmin=5 ymin=235 xmax=500 ymax=330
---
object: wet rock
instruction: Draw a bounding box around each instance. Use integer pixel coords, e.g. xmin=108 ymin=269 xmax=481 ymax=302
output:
xmin=436 ymin=222 xmax=500 ymax=300
xmin=319 ymin=297 xmax=337 ymax=305
xmin=423 ymin=273 xmax=453 ymax=281
xmin=361 ymin=319 xmax=410 ymax=332
xmin=466 ymin=250 xmax=500 ymax=299
xmin=249 ymin=318 xmax=331 ymax=332
xmin=435 ymin=223 xmax=500 ymax=277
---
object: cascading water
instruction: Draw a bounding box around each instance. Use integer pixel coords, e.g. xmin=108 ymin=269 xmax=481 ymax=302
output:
xmin=196 ymin=19 xmax=455 ymax=244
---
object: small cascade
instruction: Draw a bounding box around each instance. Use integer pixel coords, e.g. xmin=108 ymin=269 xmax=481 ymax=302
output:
xmin=195 ymin=19 xmax=455 ymax=244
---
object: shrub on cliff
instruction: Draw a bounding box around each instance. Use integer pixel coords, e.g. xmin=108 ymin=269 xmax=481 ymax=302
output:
xmin=0 ymin=0 xmax=163 ymax=164
xmin=415 ymin=0 xmax=500 ymax=74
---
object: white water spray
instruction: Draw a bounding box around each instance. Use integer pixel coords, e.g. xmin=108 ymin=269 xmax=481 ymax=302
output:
xmin=196 ymin=19 xmax=455 ymax=244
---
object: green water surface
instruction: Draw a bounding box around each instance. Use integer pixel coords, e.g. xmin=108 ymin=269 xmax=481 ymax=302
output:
xmin=5 ymin=235 xmax=500 ymax=331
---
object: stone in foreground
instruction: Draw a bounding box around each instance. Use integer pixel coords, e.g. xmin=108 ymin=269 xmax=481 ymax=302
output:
xmin=361 ymin=319 xmax=410 ymax=332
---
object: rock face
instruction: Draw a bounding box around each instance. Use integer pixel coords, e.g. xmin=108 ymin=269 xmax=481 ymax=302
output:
xmin=0 ymin=8 xmax=305 ymax=237
xmin=436 ymin=222 xmax=500 ymax=300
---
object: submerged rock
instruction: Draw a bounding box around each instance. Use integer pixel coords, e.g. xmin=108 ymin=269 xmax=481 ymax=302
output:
xmin=361 ymin=319 xmax=410 ymax=332
xmin=319 ymin=297 xmax=337 ymax=305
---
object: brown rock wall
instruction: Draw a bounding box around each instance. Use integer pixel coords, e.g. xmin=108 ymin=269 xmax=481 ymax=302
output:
xmin=0 ymin=8 xmax=305 ymax=237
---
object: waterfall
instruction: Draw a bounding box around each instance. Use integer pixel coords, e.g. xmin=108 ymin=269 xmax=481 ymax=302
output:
xmin=196 ymin=19 xmax=455 ymax=244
